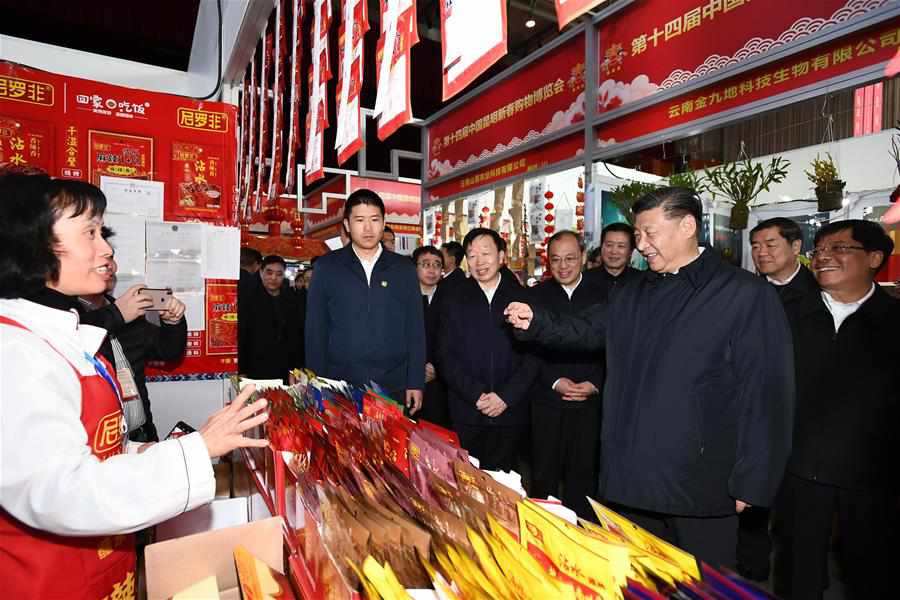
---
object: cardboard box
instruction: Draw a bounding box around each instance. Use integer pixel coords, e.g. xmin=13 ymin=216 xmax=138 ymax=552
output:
xmin=145 ymin=516 xmax=285 ymax=600
xmin=155 ymin=497 xmax=250 ymax=543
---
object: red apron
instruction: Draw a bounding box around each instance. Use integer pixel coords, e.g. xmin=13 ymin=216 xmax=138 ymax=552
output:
xmin=0 ymin=316 xmax=136 ymax=600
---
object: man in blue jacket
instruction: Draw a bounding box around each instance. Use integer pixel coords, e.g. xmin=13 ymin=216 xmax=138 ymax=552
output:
xmin=305 ymin=189 xmax=425 ymax=413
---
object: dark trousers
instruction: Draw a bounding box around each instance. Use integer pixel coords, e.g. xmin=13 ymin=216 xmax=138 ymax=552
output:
xmin=736 ymin=506 xmax=772 ymax=580
xmin=456 ymin=424 xmax=520 ymax=472
xmin=529 ymin=399 xmax=600 ymax=521
xmin=418 ymin=380 xmax=452 ymax=429
xmin=773 ymin=473 xmax=898 ymax=600
xmin=617 ymin=506 xmax=738 ymax=570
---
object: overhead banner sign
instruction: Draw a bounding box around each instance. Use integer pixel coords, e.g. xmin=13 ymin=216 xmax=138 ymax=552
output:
xmin=305 ymin=0 xmax=333 ymax=185
xmin=374 ymin=0 xmax=418 ymax=140
xmin=598 ymin=0 xmax=889 ymax=114
xmin=335 ymin=0 xmax=368 ymax=164
xmin=427 ymin=35 xmax=585 ymax=182
xmin=555 ymin=0 xmax=609 ymax=30
xmin=440 ymin=0 xmax=508 ymax=100
xmin=267 ymin=0 xmax=287 ymax=202
xmin=427 ymin=132 xmax=584 ymax=203
xmin=598 ymin=18 xmax=900 ymax=149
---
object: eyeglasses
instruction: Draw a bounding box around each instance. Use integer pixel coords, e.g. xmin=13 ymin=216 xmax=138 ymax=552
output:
xmin=549 ymin=255 xmax=580 ymax=266
xmin=416 ymin=261 xmax=443 ymax=269
xmin=809 ymin=244 xmax=866 ymax=258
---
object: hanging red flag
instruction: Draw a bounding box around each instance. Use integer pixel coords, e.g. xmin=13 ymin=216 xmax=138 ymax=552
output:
xmin=439 ymin=0 xmax=507 ymax=101
xmin=554 ymin=0 xmax=608 ymax=30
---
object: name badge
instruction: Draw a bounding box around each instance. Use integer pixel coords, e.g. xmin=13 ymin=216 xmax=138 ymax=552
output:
xmin=115 ymin=366 xmax=140 ymax=402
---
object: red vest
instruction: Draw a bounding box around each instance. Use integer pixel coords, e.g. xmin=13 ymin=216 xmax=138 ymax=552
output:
xmin=0 ymin=316 xmax=136 ymax=600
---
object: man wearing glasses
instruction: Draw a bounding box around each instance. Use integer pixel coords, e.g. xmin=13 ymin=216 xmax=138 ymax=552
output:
xmin=527 ymin=231 xmax=611 ymax=520
xmin=773 ymin=219 xmax=898 ymax=600
xmin=413 ymin=246 xmax=451 ymax=427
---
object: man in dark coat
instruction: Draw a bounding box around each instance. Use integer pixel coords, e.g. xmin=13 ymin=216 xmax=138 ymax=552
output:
xmin=237 ymin=246 xmax=262 ymax=372
xmin=591 ymin=222 xmax=642 ymax=286
xmin=737 ymin=216 xmax=817 ymax=581
xmin=528 ymin=231 xmax=610 ymax=520
xmin=413 ymin=245 xmax=451 ymax=428
xmin=437 ymin=228 xmax=539 ymax=471
xmin=241 ymin=255 xmax=304 ymax=383
xmin=505 ymin=187 xmax=794 ymax=568
xmin=440 ymin=241 xmax=466 ymax=288
xmin=306 ymin=190 xmax=425 ymax=412
xmin=773 ymin=220 xmax=899 ymax=600
xmin=750 ymin=217 xmax=818 ymax=305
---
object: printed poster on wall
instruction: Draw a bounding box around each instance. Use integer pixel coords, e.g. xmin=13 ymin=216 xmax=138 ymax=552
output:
xmin=0 ymin=115 xmax=53 ymax=173
xmin=439 ymin=0 xmax=508 ymax=100
xmin=88 ymin=130 xmax=153 ymax=186
xmin=206 ymin=280 xmax=238 ymax=355
xmin=169 ymin=141 xmax=226 ymax=221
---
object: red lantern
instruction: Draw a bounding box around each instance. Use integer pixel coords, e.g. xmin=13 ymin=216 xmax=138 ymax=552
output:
xmin=544 ymin=191 xmax=554 ymax=199
xmin=481 ymin=206 xmax=490 ymax=213
xmin=435 ymin=212 xmax=443 ymax=221
xmin=545 ymin=214 xmax=554 ymax=222
xmin=544 ymin=225 xmax=555 ymax=233
xmin=576 ymin=191 xmax=585 ymax=203
xmin=544 ymin=202 xmax=554 ymax=210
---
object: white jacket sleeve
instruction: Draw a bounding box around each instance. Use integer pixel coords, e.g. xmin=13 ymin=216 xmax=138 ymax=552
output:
xmin=0 ymin=333 xmax=215 ymax=536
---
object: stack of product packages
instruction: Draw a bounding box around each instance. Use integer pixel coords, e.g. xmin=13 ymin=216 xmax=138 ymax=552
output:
xmin=238 ymin=372 xmax=774 ymax=600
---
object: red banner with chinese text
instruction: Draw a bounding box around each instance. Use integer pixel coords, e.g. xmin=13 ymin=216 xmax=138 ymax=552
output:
xmin=427 ymin=35 xmax=585 ymax=182
xmin=556 ymin=0 xmax=608 ymax=30
xmin=427 ymin=132 xmax=584 ymax=203
xmin=303 ymin=174 xmax=421 ymax=234
xmin=206 ymin=280 xmax=238 ymax=356
xmin=597 ymin=19 xmax=900 ymax=150
xmin=439 ymin=0 xmax=508 ymax=100
xmin=598 ymin=0 xmax=888 ymax=114
xmin=0 ymin=61 xmax=237 ymax=224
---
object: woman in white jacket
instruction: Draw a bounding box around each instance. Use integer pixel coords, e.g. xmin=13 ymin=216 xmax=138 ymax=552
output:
xmin=0 ymin=173 xmax=269 ymax=600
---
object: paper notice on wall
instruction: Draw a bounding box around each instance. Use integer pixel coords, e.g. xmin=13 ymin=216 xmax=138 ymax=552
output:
xmin=557 ymin=208 xmax=575 ymax=231
xmin=146 ymin=221 xmax=203 ymax=261
xmin=103 ymin=213 xmax=146 ymax=276
xmin=176 ymin=291 xmax=206 ymax=332
xmin=146 ymin=259 xmax=204 ymax=293
xmin=112 ymin=274 xmax=145 ymax=299
xmin=100 ymin=176 xmax=163 ymax=218
xmin=202 ymin=225 xmax=240 ymax=279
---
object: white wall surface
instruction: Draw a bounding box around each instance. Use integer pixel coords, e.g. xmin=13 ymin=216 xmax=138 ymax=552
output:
xmin=147 ymin=379 xmax=230 ymax=440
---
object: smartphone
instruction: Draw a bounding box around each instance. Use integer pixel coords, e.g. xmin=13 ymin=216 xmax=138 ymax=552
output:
xmin=165 ymin=421 xmax=196 ymax=440
xmin=138 ymin=287 xmax=173 ymax=311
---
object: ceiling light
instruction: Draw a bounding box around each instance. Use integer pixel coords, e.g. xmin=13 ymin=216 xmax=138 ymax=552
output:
xmin=525 ymin=18 xmax=536 ymax=28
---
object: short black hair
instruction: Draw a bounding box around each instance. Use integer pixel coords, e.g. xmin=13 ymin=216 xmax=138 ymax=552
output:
xmin=750 ymin=217 xmax=802 ymax=245
xmin=600 ymin=222 xmax=636 ymax=249
xmin=632 ymin=186 xmax=702 ymax=234
xmin=441 ymin=241 xmax=464 ymax=266
xmin=383 ymin=225 xmax=395 ymax=235
xmin=814 ymin=219 xmax=894 ymax=273
xmin=240 ymin=247 xmax=262 ymax=269
xmin=412 ymin=245 xmax=443 ymax=264
xmin=343 ymin=189 xmax=385 ymax=220
xmin=0 ymin=173 xmax=57 ymax=298
xmin=261 ymin=255 xmax=286 ymax=269
xmin=587 ymin=246 xmax=602 ymax=264
xmin=547 ymin=230 xmax=584 ymax=254
xmin=463 ymin=227 xmax=504 ymax=253
xmin=0 ymin=175 xmax=109 ymax=299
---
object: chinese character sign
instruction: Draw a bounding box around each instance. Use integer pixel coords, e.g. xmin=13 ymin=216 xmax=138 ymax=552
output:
xmin=305 ymin=0 xmax=333 ymax=185
xmin=373 ymin=0 xmax=418 ymax=141
xmin=335 ymin=0 xmax=368 ymax=165
xmin=598 ymin=0 xmax=888 ymax=113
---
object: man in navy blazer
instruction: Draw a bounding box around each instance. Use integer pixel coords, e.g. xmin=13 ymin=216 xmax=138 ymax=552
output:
xmin=305 ymin=189 xmax=426 ymax=413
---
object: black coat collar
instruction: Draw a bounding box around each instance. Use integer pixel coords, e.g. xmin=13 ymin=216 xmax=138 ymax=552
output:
xmin=793 ymin=283 xmax=893 ymax=323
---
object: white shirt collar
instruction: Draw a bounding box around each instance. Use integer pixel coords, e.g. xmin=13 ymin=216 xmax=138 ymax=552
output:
xmin=560 ymin=274 xmax=583 ymax=300
xmin=352 ymin=244 xmax=383 ymax=285
xmin=767 ymin=262 xmax=802 ymax=286
xmin=479 ymin=274 xmax=502 ymax=305
xmin=670 ymin=247 xmax=705 ymax=275
xmin=821 ymin=283 xmax=876 ymax=332
xmin=422 ymin=285 xmax=437 ymax=304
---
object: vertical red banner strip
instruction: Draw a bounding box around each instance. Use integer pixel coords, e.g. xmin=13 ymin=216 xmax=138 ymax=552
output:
xmin=284 ymin=0 xmax=304 ymax=195
xmin=872 ymin=82 xmax=884 ymax=133
xmin=245 ymin=52 xmax=258 ymax=219
xmin=854 ymin=86 xmax=866 ymax=137
xmin=439 ymin=0 xmax=507 ymax=101
xmin=268 ymin=0 xmax=286 ymax=203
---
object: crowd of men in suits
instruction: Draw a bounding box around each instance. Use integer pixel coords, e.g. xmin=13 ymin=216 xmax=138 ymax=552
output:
xmin=238 ymin=187 xmax=898 ymax=600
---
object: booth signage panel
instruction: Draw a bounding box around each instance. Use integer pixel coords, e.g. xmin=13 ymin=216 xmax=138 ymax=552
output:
xmin=304 ymin=175 xmax=421 ymax=233
xmin=597 ymin=18 xmax=900 ymax=149
xmin=426 ymin=35 xmax=585 ymax=182
xmin=0 ymin=62 xmax=237 ymax=225
xmin=597 ymin=0 xmax=889 ymax=114
xmin=427 ymin=132 xmax=584 ymax=203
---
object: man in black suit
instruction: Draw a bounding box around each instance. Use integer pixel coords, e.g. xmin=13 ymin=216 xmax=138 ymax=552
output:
xmin=774 ymin=220 xmax=899 ymax=600
xmin=750 ymin=217 xmax=818 ymax=305
xmin=240 ymin=255 xmax=304 ymax=383
xmin=436 ymin=228 xmax=538 ymax=471
xmin=592 ymin=222 xmax=641 ymax=286
xmin=306 ymin=190 xmax=425 ymax=413
xmin=528 ymin=231 xmax=610 ymax=520
xmin=440 ymin=241 xmax=466 ymax=288
xmin=413 ymin=245 xmax=451 ymax=428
